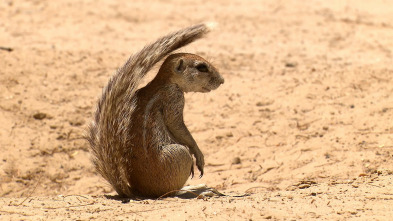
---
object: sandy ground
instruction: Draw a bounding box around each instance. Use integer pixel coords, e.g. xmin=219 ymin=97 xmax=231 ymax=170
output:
xmin=1 ymin=0 xmax=393 ymax=220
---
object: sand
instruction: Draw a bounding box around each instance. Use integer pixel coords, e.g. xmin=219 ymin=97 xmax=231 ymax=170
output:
xmin=1 ymin=0 xmax=392 ymax=220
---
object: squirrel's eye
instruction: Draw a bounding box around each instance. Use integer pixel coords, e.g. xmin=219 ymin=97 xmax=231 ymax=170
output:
xmin=196 ymin=63 xmax=209 ymax=72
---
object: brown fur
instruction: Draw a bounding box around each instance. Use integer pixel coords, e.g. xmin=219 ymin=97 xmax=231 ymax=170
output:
xmin=87 ymin=24 xmax=224 ymax=197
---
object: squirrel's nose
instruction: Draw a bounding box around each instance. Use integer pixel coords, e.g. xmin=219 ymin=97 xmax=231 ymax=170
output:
xmin=218 ymin=76 xmax=224 ymax=84
xmin=211 ymin=75 xmax=225 ymax=85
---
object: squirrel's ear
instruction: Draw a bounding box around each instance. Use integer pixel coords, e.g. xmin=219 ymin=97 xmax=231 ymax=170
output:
xmin=175 ymin=58 xmax=185 ymax=73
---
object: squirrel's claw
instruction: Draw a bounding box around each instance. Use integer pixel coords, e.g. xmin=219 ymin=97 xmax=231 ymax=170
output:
xmin=194 ymin=151 xmax=205 ymax=178
xmin=190 ymin=164 xmax=195 ymax=178
xmin=199 ymin=167 xmax=204 ymax=178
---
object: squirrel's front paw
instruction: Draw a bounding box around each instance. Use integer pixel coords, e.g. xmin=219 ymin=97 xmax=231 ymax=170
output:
xmin=195 ymin=151 xmax=205 ymax=178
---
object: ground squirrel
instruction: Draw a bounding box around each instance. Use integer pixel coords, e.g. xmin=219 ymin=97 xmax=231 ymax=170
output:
xmin=87 ymin=23 xmax=224 ymax=198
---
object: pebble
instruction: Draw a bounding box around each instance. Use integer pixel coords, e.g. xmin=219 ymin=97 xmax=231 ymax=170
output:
xmin=33 ymin=112 xmax=47 ymax=120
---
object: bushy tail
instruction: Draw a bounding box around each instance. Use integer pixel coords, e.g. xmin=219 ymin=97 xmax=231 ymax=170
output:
xmin=87 ymin=23 xmax=213 ymax=196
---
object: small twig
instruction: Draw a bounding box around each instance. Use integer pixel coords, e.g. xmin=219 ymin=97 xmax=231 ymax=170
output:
xmin=62 ymin=194 xmax=89 ymax=200
xmin=40 ymin=202 xmax=95 ymax=209
xmin=18 ymin=174 xmax=43 ymax=206
xmin=0 ymin=46 xmax=13 ymax=52
xmin=206 ymin=163 xmax=225 ymax=167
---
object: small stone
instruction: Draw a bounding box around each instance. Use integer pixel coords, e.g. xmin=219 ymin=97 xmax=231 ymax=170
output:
xmin=256 ymin=100 xmax=274 ymax=107
xmin=33 ymin=112 xmax=47 ymax=120
xmin=232 ymin=157 xmax=241 ymax=165
xmin=215 ymin=135 xmax=224 ymax=140
xmin=69 ymin=116 xmax=85 ymax=126
xmin=285 ymin=62 xmax=297 ymax=68
xmin=298 ymin=184 xmax=311 ymax=189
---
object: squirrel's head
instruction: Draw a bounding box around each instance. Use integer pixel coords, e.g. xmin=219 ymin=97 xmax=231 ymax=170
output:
xmin=161 ymin=53 xmax=224 ymax=93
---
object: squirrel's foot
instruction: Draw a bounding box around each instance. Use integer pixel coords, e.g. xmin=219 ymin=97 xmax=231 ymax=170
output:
xmin=175 ymin=184 xmax=225 ymax=199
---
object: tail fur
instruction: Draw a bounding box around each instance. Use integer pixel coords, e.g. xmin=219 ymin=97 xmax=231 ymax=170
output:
xmin=87 ymin=23 xmax=212 ymax=196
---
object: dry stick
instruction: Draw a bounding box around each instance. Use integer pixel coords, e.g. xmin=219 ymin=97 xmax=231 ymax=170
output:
xmin=62 ymin=195 xmax=90 ymax=200
xmin=18 ymin=173 xmax=43 ymax=206
xmin=39 ymin=202 xmax=96 ymax=210
xmin=61 ymin=194 xmax=90 ymax=205
xmin=0 ymin=46 xmax=13 ymax=52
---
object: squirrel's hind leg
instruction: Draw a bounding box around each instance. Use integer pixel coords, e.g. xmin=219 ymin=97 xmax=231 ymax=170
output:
xmin=159 ymin=144 xmax=194 ymax=186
